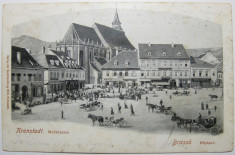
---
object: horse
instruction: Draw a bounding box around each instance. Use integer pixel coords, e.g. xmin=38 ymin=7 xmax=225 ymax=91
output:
xmin=146 ymin=103 xmax=157 ymax=112
xmin=87 ymin=114 xmax=104 ymax=126
xmin=209 ymin=94 xmax=218 ymax=100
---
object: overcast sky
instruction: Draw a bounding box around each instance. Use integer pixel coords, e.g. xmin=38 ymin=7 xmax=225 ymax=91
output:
xmin=12 ymin=8 xmax=222 ymax=49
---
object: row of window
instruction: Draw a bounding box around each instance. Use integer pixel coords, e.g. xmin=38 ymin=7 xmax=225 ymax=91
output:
xmin=141 ymin=71 xmax=189 ymax=77
xmin=106 ymin=71 xmax=137 ymax=77
xmin=12 ymin=73 xmax=42 ymax=82
xmin=50 ymin=71 xmax=84 ymax=80
xmin=192 ymin=70 xmax=215 ymax=77
xmin=114 ymin=61 xmax=130 ymax=66
xmin=141 ymin=60 xmax=189 ymax=68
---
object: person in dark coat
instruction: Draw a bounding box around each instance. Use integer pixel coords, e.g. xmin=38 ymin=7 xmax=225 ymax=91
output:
xmin=111 ymin=107 xmax=114 ymax=115
xmin=206 ymin=104 xmax=209 ymax=110
xmin=130 ymin=104 xmax=135 ymax=116
xmin=208 ymin=110 xmax=211 ymax=116
xmin=170 ymin=95 xmax=172 ymax=99
xmin=118 ymin=104 xmax=121 ymax=114
xmin=61 ymin=110 xmax=64 ymax=119
xmin=201 ymin=102 xmax=204 ymax=110
xmin=214 ymin=105 xmax=217 ymax=112
xmin=146 ymin=96 xmax=148 ymax=104
xmin=160 ymin=99 xmax=163 ymax=106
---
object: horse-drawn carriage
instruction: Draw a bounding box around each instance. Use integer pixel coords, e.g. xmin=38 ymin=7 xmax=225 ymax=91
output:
xmin=172 ymin=90 xmax=190 ymax=96
xmin=172 ymin=114 xmax=222 ymax=135
xmin=104 ymin=116 xmax=127 ymax=127
xmin=80 ymin=101 xmax=101 ymax=111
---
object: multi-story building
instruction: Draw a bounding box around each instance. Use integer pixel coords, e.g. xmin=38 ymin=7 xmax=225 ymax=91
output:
xmin=50 ymin=50 xmax=86 ymax=90
xmin=102 ymin=51 xmax=140 ymax=88
xmin=138 ymin=43 xmax=191 ymax=88
xmin=32 ymin=48 xmax=65 ymax=95
xmin=190 ymin=57 xmax=217 ymax=88
xmin=11 ymin=46 xmax=44 ymax=102
xmin=56 ymin=9 xmax=135 ymax=85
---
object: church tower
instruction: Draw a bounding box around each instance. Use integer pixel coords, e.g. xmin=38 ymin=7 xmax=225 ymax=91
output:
xmin=112 ymin=7 xmax=123 ymax=31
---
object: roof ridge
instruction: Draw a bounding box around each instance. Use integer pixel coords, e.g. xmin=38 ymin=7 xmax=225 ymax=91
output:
xmin=94 ymin=22 xmax=125 ymax=33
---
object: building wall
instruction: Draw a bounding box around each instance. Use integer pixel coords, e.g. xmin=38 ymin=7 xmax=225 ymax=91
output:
xmin=102 ymin=70 xmax=141 ymax=87
xmin=11 ymin=68 xmax=44 ymax=101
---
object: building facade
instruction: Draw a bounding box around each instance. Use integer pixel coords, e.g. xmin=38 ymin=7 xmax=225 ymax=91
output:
xmin=102 ymin=51 xmax=140 ymax=88
xmin=190 ymin=57 xmax=217 ymax=88
xmin=138 ymin=43 xmax=191 ymax=88
xmin=11 ymin=46 xmax=44 ymax=102
xmin=50 ymin=50 xmax=86 ymax=90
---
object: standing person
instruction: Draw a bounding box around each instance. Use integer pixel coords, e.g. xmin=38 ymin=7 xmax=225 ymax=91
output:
xmin=170 ymin=95 xmax=172 ymax=99
xmin=118 ymin=104 xmax=121 ymax=114
xmin=165 ymin=91 xmax=168 ymax=95
xmin=206 ymin=104 xmax=209 ymax=110
xmin=201 ymin=102 xmax=204 ymax=110
xmin=195 ymin=89 xmax=197 ymax=94
xmin=160 ymin=99 xmax=163 ymax=106
xmin=146 ymin=96 xmax=148 ymax=104
xmin=111 ymin=107 xmax=114 ymax=115
xmin=124 ymin=100 xmax=128 ymax=109
xmin=214 ymin=105 xmax=217 ymax=112
xmin=100 ymin=104 xmax=103 ymax=111
xmin=130 ymin=104 xmax=135 ymax=116
xmin=208 ymin=110 xmax=211 ymax=116
xmin=61 ymin=110 xmax=64 ymax=119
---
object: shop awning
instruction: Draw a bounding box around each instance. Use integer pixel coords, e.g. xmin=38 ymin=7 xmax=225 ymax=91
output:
xmin=152 ymin=82 xmax=169 ymax=85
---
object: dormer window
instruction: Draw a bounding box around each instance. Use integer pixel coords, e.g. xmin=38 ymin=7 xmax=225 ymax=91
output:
xmin=148 ymin=52 xmax=152 ymax=56
xmin=162 ymin=52 xmax=167 ymax=56
xmin=50 ymin=60 xmax=54 ymax=65
xmin=177 ymin=52 xmax=182 ymax=56
xmin=55 ymin=60 xmax=60 ymax=66
xmin=16 ymin=52 xmax=21 ymax=63
xmin=125 ymin=60 xmax=130 ymax=66
xmin=114 ymin=60 xmax=118 ymax=66
xmin=29 ymin=60 xmax=34 ymax=66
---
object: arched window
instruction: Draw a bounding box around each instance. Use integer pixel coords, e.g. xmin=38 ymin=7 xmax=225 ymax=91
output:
xmin=90 ymin=51 xmax=92 ymax=62
xmin=79 ymin=50 xmax=84 ymax=67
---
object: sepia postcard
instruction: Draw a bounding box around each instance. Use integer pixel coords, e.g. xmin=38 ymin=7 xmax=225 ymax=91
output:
xmin=1 ymin=1 xmax=234 ymax=153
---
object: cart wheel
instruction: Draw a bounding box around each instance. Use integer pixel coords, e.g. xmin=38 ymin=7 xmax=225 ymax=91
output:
xmin=121 ymin=120 xmax=127 ymax=127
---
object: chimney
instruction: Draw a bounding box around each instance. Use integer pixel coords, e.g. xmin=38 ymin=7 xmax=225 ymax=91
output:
xmin=171 ymin=42 xmax=174 ymax=48
xmin=42 ymin=46 xmax=46 ymax=54
xmin=148 ymin=42 xmax=151 ymax=47
xmin=16 ymin=52 xmax=21 ymax=63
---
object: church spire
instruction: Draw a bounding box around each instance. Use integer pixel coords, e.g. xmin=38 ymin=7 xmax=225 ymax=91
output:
xmin=112 ymin=5 xmax=123 ymax=31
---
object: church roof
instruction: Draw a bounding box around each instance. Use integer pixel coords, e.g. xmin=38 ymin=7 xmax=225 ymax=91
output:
xmin=94 ymin=23 xmax=135 ymax=50
xmin=102 ymin=50 xmax=140 ymax=70
xmin=138 ymin=43 xmax=190 ymax=60
xmin=63 ymin=23 xmax=101 ymax=45
xmin=12 ymin=46 xmax=43 ymax=69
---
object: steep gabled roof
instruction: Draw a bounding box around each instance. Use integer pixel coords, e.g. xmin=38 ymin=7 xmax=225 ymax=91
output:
xmin=200 ymin=52 xmax=220 ymax=65
xmin=63 ymin=23 xmax=101 ymax=45
xmin=102 ymin=51 xmax=140 ymax=70
xmin=94 ymin=56 xmax=107 ymax=66
xmin=12 ymin=46 xmax=43 ymax=69
xmin=32 ymin=54 xmax=64 ymax=69
xmin=216 ymin=60 xmax=223 ymax=72
xmin=138 ymin=44 xmax=190 ymax=60
xmin=190 ymin=57 xmax=215 ymax=68
xmin=50 ymin=50 xmax=83 ymax=69
xmin=94 ymin=23 xmax=135 ymax=50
